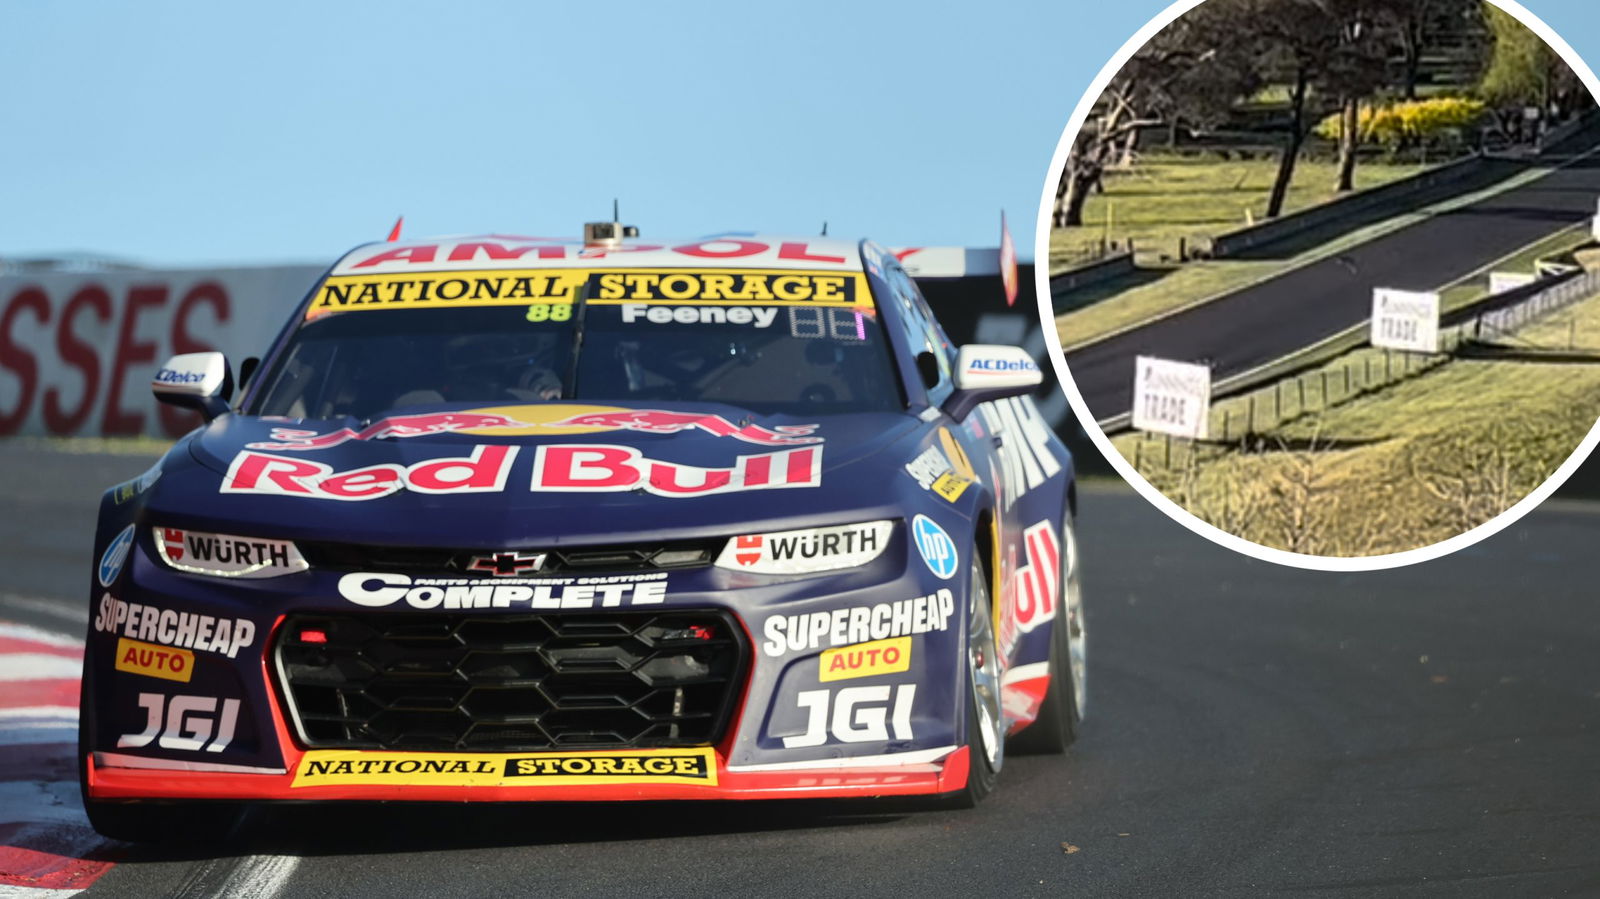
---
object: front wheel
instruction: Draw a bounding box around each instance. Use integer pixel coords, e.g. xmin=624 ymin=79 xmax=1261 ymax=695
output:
xmin=946 ymin=556 xmax=1003 ymax=807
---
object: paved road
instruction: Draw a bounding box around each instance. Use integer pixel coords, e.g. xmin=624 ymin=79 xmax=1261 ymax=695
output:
xmin=1062 ymin=137 xmax=1600 ymax=423
xmin=4 ymin=446 xmax=1600 ymax=897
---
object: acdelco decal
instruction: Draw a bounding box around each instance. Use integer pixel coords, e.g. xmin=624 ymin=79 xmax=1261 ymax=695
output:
xmin=114 ymin=637 xmax=194 ymax=683
xmin=532 ymin=444 xmax=821 ymax=497
xmin=291 ymin=748 xmax=717 ymax=787
xmin=590 ymin=271 xmax=858 ymax=305
xmin=819 ymin=637 xmax=912 ymax=682
xmin=93 ymin=596 xmax=256 ymax=659
xmin=307 ymin=269 xmax=587 ymax=316
xmin=761 ymin=589 xmax=955 ymax=657
xmin=338 ymin=572 xmax=668 ymax=610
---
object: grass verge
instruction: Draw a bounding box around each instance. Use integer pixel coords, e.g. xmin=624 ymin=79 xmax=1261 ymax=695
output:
xmin=1112 ymin=288 xmax=1600 ymax=556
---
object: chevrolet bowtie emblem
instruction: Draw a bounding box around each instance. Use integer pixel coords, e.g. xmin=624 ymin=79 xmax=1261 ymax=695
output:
xmin=467 ymin=551 xmax=547 ymax=577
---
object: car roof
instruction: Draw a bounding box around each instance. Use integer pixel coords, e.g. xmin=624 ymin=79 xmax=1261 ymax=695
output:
xmin=330 ymin=234 xmax=868 ymax=276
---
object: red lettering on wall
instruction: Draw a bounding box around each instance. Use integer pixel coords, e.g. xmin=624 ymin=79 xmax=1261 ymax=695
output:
xmin=43 ymin=285 xmax=112 ymax=434
xmin=160 ymin=282 xmax=230 ymax=437
xmin=0 ymin=288 xmax=50 ymax=435
xmin=102 ymin=285 xmax=168 ymax=436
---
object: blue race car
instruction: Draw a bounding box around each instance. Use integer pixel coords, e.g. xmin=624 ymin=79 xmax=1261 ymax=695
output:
xmin=80 ymin=224 xmax=1084 ymax=839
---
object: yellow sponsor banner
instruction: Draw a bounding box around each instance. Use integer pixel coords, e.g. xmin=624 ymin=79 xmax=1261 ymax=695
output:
xmin=307 ymin=269 xmax=588 ymax=317
xmin=931 ymin=472 xmax=973 ymax=502
xmin=291 ymin=747 xmax=718 ymax=788
xmin=114 ymin=637 xmax=194 ymax=683
xmin=306 ymin=268 xmax=870 ymax=317
xmin=819 ymin=636 xmax=913 ymax=682
xmin=587 ymin=269 xmax=862 ymax=306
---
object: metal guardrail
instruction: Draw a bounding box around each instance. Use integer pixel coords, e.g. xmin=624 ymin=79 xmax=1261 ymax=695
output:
xmin=1048 ymin=252 xmax=1136 ymax=308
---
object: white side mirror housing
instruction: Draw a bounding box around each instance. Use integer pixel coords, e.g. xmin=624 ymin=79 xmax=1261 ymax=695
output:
xmin=942 ymin=345 xmax=1043 ymax=422
xmin=152 ymin=352 xmax=233 ymax=420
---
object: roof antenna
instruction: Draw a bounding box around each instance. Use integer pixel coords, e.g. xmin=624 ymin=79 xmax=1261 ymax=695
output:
xmin=820 ymin=220 xmax=828 ymax=236
xmin=386 ymin=215 xmax=404 ymax=242
xmin=613 ymin=198 xmax=620 ymax=223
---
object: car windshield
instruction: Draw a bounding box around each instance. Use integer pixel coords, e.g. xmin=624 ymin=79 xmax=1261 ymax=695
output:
xmin=251 ymin=268 xmax=903 ymax=420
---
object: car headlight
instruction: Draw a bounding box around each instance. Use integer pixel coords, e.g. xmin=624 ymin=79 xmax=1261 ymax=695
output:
xmin=153 ymin=527 xmax=309 ymax=578
xmin=714 ymin=520 xmax=894 ymax=575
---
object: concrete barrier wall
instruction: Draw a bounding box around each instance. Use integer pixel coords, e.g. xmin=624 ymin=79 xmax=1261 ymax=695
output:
xmin=0 ymin=266 xmax=323 ymax=437
xmin=1048 ymin=252 xmax=1135 ymax=308
xmin=1210 ymin=154 xmax=1486 ymax=258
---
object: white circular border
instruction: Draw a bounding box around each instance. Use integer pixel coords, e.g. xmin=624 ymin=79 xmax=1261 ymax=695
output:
xmin=1033 ymin=0 xmax=1600 ymax=572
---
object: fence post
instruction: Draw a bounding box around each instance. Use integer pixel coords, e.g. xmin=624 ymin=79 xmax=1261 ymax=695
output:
xmin=1298 ymin=377 xmax=1306 ymax=414
xmin=1248 ymin=396 xmax=1256 ymax=434
xmin=1134 ymin=439 xmax=1143 ymax=470
xmin=1164 ymin=434 xmax=1172 ymax=469
xmin=1223 ymin=411 xmax=1231 ymax=442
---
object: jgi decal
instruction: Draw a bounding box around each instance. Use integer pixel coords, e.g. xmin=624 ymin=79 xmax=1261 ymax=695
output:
xmin=715 ymin=521 xmax=891 ymax=574
xmin=155 ymin=528 xmax=308 ymax=578
xmin=94 ymin=596 xmax=256 ymax=659
xmin=781 ymin=685 xmax=916 ymax=748
xmin=761 ymin=589 xmax=954 ymax=657
xmin=114 ymin=637 xmax=194 ymax=683
xmin=118 ymin=692 xmax=240 ymax=753
xmin=911 ymin=515 xmax=958 ymax=580
xmin=339 ymin=572 xmax=668 ymax=610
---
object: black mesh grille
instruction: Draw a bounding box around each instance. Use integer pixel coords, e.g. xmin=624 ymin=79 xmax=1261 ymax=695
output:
xmin=296 ymin=540 xmax=719 ymax=575
xmin=274 ymin=611 xmax=746 ymax=751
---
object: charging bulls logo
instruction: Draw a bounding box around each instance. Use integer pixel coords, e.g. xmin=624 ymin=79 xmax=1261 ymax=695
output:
xmin=245 ymin=405 xmax=822 ymax=451
xmin=550 ymin=410 xmax=821 ymax=447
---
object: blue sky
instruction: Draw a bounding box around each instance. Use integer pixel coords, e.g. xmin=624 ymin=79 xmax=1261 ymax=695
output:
xmin=1 ymin=0 xmax=1596 ymax=266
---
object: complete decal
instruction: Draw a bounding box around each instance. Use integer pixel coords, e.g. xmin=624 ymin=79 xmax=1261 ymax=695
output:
xmin=338 ymin=572 xmax=668 ymax=610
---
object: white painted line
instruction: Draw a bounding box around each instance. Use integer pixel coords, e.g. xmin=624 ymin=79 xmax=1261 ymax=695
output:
xmin=0 ymin=655 xmax=81 ymax=681
xmin=213 ymin=855 xmax=300 ymax=899
xmin=0 ymin=885 xmax=88 ymax=898
xmin=0 ymin=621 xmax=83 ymax=650
xmin=95 ymin=752 xmax=285 ymax=775
xmin=0 ymin=707 xmax=78 ymax=721
xmin=0 ymin=725 xmax=77 ymax=748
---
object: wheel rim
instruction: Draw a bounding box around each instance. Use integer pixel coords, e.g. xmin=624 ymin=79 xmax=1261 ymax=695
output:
xmin=968 ymin=562 xmax=1004 ymax=770
xmin=1063 ymin=517 xmax=1087 ymax=717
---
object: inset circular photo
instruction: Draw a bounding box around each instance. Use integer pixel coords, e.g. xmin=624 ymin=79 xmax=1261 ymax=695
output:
xmin=1041 ymin=0 xmax=1600 ymax=567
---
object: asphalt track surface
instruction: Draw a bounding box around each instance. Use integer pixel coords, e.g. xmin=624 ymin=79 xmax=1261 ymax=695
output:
xmin=4 ymin=445 xmax=1600 ymax=897
xmin=1062 ymin=136 xmax=1600 ymax=423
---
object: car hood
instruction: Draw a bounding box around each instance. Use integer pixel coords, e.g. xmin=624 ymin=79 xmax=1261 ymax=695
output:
xmin=154 ymin=401 xmax=923 ymax=547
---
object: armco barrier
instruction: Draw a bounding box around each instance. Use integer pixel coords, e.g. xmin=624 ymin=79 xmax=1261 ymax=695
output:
xmin=0 ymin=266 xmax=322 ymax=438
xmin=1049 ymin=252 xmax=1135 ymax=309
xmin=1209 ymin=154 xmax=1486 ymax=258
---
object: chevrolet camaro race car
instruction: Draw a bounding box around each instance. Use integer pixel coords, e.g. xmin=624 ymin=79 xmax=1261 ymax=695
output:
xmin=79 ymin=225 xmax=1085 ymax=840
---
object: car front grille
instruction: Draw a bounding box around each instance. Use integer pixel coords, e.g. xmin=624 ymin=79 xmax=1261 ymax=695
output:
xmin=295 ymin=539 xmax=720 ymax=575
xmin=274 ymin=611 xmax=746 ymax=752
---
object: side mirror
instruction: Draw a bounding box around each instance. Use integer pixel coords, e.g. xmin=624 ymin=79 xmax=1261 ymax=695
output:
xmin=941 ymin=345 xmax=1043 ymax=423
xmin=152 ymin=352 xmax=233 ymax=421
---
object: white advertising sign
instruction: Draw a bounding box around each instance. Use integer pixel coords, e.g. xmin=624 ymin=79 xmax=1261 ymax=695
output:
xmin=0 ymin=266 xmax=322 ymax=437
xmin=1370 ymin=288 xmax=1440 ymax=353
xmin=1488 ymin=271 xmax=1536 ymax=295
xmin=1131 ymin=355 xmax=1211 ymax=439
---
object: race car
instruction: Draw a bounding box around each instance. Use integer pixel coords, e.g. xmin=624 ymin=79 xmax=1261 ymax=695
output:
xmin=80 ymin=224 xmax=1085 ymax=840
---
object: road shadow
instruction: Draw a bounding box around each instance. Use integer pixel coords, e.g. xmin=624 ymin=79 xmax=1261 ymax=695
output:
xmin=1052 ymin=266 xmax=1176 ymax=316
xmin=106 ymin=796 xmax=938 ymax=862
xmin=1454 ymin=343 xmax=1600 ymax=364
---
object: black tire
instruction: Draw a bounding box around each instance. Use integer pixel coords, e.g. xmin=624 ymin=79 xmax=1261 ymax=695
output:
xmin=1008 ymin=515 xmax=1083 ymax=755
xmin=943 ymin=556 xmax=1002 ymax=808
xmin=78 ymin=664 xmax=242 ymax=843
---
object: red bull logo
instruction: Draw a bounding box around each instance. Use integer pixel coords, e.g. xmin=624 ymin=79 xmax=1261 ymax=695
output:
xmin=247 ymin=412 xmax=531 ymax=451
xmin=247 ymin=407 xmax=822 ymax=451
xmin=551 ymin=410 xmax=821 ymax=446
